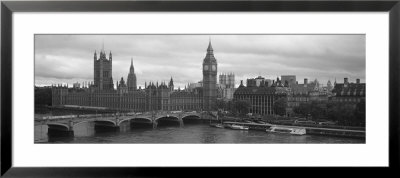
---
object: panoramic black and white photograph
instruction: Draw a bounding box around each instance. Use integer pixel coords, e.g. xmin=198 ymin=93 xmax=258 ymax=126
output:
xmin=34 ymin=35 xmax=366 ymax=143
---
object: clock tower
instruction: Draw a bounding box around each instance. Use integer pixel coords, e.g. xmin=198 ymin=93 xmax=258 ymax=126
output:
xmin=202 ymin=39 xmax=218 ymax=111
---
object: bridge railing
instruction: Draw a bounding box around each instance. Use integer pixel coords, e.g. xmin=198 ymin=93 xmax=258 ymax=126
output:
xmin=38 ymin=111 xmax=201 ymax=120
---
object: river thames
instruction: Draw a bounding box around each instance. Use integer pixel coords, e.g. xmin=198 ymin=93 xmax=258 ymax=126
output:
xmin=35 ymin=121 xmax=365 ymax=143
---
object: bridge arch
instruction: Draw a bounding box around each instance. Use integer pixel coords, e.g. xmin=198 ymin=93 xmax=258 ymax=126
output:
xmin=94 ymin=119 xmax=117 ymax=126
xmin=155 ymin=115 xmax=180 ymax=121
xmin=181 ymin=114 xmax=201 ymax=120
xmin=181 ymin=114 xmax=202 ymax=124
xmin=47 ymin=123 xmax=70 ymax=131
xmin=73 ymin=120 xmax=93 ymax=127
xmin=117 ymin=118 xmax=133 ymax=126
xmin=118 ymin=117 xmax=152 ymax=126
xmin=155 ymin=115 xmax=181 ymax=127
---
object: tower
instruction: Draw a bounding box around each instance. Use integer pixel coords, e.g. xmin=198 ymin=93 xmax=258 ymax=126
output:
xmin=93 ymin=47 xmax=113 ymax=91
xmin=327 ymin=80 xmax=333 ymax=92
xmin=227 ymin=73 xmax=235 ymax=88
xmin=118 ymin=77 xmax=128 ymax=94
xmin=202 ymin=39 xmax=218 ymax=111
xmin=219 ymin=73 xmax=227 ymax=86
xmin=127 ymin=58 xmax=137 ymax=91
xmin=169 ymin=77 xmax=174 ymax=92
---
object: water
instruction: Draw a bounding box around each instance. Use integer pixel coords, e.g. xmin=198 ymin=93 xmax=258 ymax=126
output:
xmin=35 ymin=122 xmax=365 ymax=144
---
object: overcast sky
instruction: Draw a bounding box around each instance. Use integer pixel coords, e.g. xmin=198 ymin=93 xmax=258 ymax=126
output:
xmin=35 ymin=35 xmax=365 ymax=89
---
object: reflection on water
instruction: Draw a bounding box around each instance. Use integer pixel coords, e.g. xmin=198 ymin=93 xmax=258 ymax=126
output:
xmin=35 ymin=122 xmax=365 ymax=144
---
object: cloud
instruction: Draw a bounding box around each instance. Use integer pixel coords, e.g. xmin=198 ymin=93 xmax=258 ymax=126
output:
xmin=35 ymin=35 xmax=365 ymax=88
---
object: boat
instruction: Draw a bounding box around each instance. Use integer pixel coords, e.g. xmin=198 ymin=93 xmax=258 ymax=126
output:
xmin=254 ymin=120 xmax=267 ymax=124
xmin=209 ymin=123 xmax=224 ymax=128
xmin=230 ymin=124 xmax=249 ymax=130
xmin=223 ymin=124 xmax=232 ymax=129
xmin=209 ymin=113 xmax=225 ymax=128
xmin=266 ymin=126 xmax=306 ymax=135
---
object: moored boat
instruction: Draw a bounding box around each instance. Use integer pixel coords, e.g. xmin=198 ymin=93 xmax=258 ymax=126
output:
xmin=266 ymin=126 xmax=306 ymax=135
xmin=209 ymin=123 xmax=224 ymax=128
xmin=230 ymin=124 xmax=249 ymax=130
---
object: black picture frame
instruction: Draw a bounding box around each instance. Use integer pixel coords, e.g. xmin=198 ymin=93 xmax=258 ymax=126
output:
xmin=1 ymin=0 xmax=399 ymax=177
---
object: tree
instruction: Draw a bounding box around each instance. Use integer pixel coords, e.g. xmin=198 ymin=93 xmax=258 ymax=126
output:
xmin=293 ymin=99 xmax=364 ymax=126
xmin=225 ymin=100 xmax=235 ymax=116
xmin=293 ymin=102 xmax=311 ymax=117
xmin=215 ymin=99 xmax=226 ymax=111
xmin=309 ymin=101 xmax=327 ymax=120
xmin=273 ymin=97 xmax=287 ymax=116
xmin=35 ymin=86 xmax=53 ymax=114
xmin=35 ymin=86 xmax=52 ymax=106
xmin=354 ymin=99 xmax=366 ymax=126
xmin=233 ymin=99 xmax=251 ymax=117
xmin=326 ymin=102 xmax=357 ymax=125
xmin=293 ymin=101 xmax=327 ymax=120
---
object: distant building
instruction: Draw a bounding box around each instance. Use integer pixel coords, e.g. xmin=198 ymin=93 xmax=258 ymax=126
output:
xmin=286 ymin=78 xmax=329 ymax=116
xmin=331 ymin=78 xmax=365 ymax=104
xmin=218 ymin=73 xmax=236 ymax=100
xmin=247 ymin=76 xmax=270 ymax=87
xmin=168 ymin=77 xmax=174 ymax=92
xmin=233 ymin=79 xmax=289 ymax=116
xmin=281 ymin=75 xmax=296 ymax=87
xmin=117 ymin=77 xmax=128 ymax=94
xmin=188 ymin=81 xmax=203 ymax=91
xmin=246 ymin=78 xmax=256 ymax=87
xmin=127 ymin=58 xmax=137 ymax=91
xmin=327 ymin=80 xmax=333 ymax=92
xmin=219 ymin=73 xmax=235 ymax=88
xmin=72 ymin=82 xmax=80 ymax=89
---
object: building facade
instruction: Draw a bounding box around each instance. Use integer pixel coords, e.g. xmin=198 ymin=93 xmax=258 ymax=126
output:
xmin=52 ymin=42 xmax=217 ymax=112
xmin=285 ymin=78 xmax=329 ymax=116
xmin=233 ymin=79 xmax=289 ymax=116
xmin=331 ymin=78 xmax=365 ymax=104
xmin=281 ymin=75 xmax=296 ymax=87
xmin=219 ymin=73 xmax=235 ymax=88
xmin=218 ymin=73 xmax=236 ymax=100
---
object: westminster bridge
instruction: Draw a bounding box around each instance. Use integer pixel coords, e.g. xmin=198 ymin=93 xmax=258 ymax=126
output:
xmin=35 ymin=111 xmax=217 ymax=136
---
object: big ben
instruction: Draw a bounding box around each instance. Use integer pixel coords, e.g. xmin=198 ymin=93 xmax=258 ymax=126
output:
xmin=202 ymin=39 xmax=218 ymax=111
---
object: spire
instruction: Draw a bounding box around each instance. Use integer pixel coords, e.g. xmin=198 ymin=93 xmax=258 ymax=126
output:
xmin=204 ymin=38 xmax=216 ymax=63
xmin=207 ymin=37 xmax=213 ymax=52
xmin=102 ymin=39 xmax=104 ymax=52
xmin=129 ymin=58 xmax=134 ymax=73
xmin=169 ymin=77 xmax=174 ymax=90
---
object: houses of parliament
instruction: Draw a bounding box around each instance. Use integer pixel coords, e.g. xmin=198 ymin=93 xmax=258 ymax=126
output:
xmin=52 ymin=41 xmax=218 ymax=112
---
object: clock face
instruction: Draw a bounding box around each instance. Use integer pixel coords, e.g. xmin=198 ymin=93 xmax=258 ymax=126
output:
xmin=204 ymin=65 xmax=209 ymax=71
xmin=212 ymin=65 xmax=216 ymax=71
